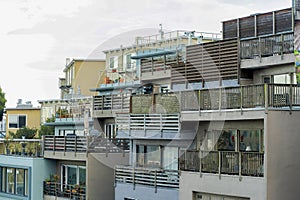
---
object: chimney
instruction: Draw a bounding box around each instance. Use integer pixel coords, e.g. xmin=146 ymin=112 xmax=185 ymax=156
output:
xmin=66 ymin=58 xmax=71 ymax=66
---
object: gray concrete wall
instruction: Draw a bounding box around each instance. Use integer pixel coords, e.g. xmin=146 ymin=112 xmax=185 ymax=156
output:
xmin=87 ymin=153 xmax=129 ymax=200
xmin=266 ymin=111 xmax=300 ymax=200
xmin=252 ymin=63 xmax=294 ymax=84
xmin=179 ymin=172 xmax=266 ymax=200
xmin=115 ymin=182 xmax=178 ymax=200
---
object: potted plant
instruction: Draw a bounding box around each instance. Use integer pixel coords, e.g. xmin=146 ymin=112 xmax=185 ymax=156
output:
xmin=4 ymin=138 xmax=11 ymax=155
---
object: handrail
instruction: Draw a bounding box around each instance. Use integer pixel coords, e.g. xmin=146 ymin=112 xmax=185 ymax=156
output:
xmin=240 ymin=32 xmax=293 ymax=59
xmin=115 ymin=165 xmax=179 ymax=189
xmin=179 ymin=150 xmax=264 ymax=177
xmin=43 ymin=135 xmax=129 ymax=154
xmin=43 ymin=181 xmax=86 ymax=199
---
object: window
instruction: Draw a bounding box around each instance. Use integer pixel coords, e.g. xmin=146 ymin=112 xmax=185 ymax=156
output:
xmin=217 ymin=130 xmax=236 ymax=151
xmin=109 ymin=56 xmax=118 ymax=69
xmin=136 ymin=145 xmax=161 ymax=168
xmin=7 ymin=168 xmax=15 ymax=194
xmin=105 ymin=124 xmax=116 ymax=139
xmin=8 ymin=115 xmax=26 ymax=129
xmin=163 ymin=147 xmax=178 ymax=170
xmin=62 ymin=165 xmax=86 ymax=187
xmin=123 ymin=54 xmax=136 ymax=71
xmin=0 ymin=167 xmax=28 ymax=197
xmin=239 ymin=130 xmax=263 ymax=152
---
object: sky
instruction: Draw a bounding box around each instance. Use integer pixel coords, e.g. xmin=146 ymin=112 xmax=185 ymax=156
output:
xmin=0 ymin=0 xmax=292 ymax=107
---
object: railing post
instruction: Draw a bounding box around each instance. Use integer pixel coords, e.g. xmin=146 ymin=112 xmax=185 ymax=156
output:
xmin=281 ymin=34 xmax=284 ymax=59
xmin=264 ymin=84 xmax=269 ymax=113
xmin=198 ymin=90 xmax=201 ymax=116
xmin=133 ymin=167 xmax=135 ymax=190
xmin=199 ymin=150 xmax=202 ymax=177
xmin=144 ymin=114 xmax=146 ymax=137
xmin=74 ymin=136 xmax=77 ymax=157
xmin=154 ymin=170 xmax=157 ymax=193
xmin=129 ymin=114 xmax=131 ymax=137
xmin=64 ymin=136 xmax=66 ymax=155
xmin=219 ymin=88 xmax=222 ymax=111
xmin=160 ymin=113 xmax=163 ymax=138
xmin=239 ymin=152 xmax=242 ymax=181
xmin=53 ymin=136 xmax=55 ymax=155
xmin=240 ymin=86 xmax=243 ymax=114
xmin=86 ymin=136 xmax=89 ymax=158
xmin=218 ymin=151 xmax=221 ymax=179
xmin=111 ymin=94 xmax=113 ymax=113
xmin=101 ymin=95 xmax=104 ymax=114
xmin=259 ymin=37 xmax=262 ymax=62
xmin=289 ymin=83 xmax=293 ymax=113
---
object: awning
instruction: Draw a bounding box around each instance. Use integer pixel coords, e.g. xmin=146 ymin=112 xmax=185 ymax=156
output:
xmin=131 ymin=50 xmax=176 ymax=59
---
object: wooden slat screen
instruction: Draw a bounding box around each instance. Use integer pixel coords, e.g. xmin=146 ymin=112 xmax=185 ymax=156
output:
xmin=171 ymin=39 xmax=239 ymax=85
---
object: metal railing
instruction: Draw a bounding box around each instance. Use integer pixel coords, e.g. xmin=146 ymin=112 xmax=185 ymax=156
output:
xmin=43 ymin=181 xmax=86 ymax=200
xmin=240 ymin=32 xmax=293 ymax=59
xmin=179 ymin=150 xmax=264 ymax=177
xmin=115 ymin=166 xmax=179 ymax=189
xmin=55 ymin=104 xmax=92 ymax=120
xmin=136 ymin=30 xmax=221 ymax=46
xmin=43 ymin=136 xmax=129 ymax=154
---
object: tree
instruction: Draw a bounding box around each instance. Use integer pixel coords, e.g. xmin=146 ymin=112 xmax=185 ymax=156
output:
xmin=38 ymin=116 xmax=55 ymax=137
xmin=14 ymin=127 xmax=38 ymax=139
xmin=0 ymin=87 xmax=7 ymax=121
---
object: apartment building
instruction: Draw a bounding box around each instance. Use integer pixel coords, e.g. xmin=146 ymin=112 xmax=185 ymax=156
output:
xmin=59 ymin=58 xmax=106 ymax=99
xmin=5 ymin=100 xmax=41 ymax=137
xmin=93 ymin=5 xmax=300 ymax=200
xmin=90 ymin=29 xmax=221 ymax=200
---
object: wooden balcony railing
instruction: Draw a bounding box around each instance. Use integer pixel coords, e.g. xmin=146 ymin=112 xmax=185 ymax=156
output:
xmin=180 ymin=84 xmax=300 ymax=111
xmin=92 ymin=84 xmax=300 ymax=117
xmin=43 ymin=181 xmax=86 ymax=200
xmin=179 ymin=150 xmax=264 ymax=177
xmin=43 ymin=136 xmax=129 ymax=155
xmin=115 ymin=166 xmax=179 ymax=189
xmin=93 ymin=94 xmax=130 ymax=117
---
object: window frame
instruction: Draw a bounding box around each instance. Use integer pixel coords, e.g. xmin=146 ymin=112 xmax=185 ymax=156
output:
xmin=8 ymin=114 xmax=27 ymax=129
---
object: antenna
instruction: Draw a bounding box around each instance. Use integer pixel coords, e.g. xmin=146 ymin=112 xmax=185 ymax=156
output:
xmin=159 ymin=24 xmax=164 ymax=40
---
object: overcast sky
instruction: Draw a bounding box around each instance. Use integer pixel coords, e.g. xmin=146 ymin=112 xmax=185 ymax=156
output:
xmin=0 ymin=0 xmax=291 ymax=107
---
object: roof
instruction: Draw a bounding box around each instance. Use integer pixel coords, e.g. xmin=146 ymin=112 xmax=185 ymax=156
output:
xmin=64 ymin=58 xmax=106 ymax=72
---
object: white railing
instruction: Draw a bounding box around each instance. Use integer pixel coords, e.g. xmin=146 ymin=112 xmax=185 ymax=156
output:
xmin=115 ymin=166 xmax=179 ymax=189
xmin=116 ymin=113 xmax=180 ymax=137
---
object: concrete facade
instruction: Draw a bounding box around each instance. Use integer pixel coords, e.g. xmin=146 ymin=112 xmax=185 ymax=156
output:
xmin=87 ymin=153 xmax=129 ymax=200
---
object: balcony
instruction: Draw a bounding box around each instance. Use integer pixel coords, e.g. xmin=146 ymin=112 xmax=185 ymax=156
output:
xmin=93 ymin=94 xmax=130 ymax=118
xmin=180 ymin=84 xmax=300 ymax=112
xmin=240 ymin=32 xmax=294 ymax=68
xmin=115 ymin=165 xmax=179 ymax=189
xmin=43 ymin=181 xmax=86 ymax=200
xmin=43 ymin=135 xmax=129 ymax=160
xmin=116 ymin=113 xmax=180 ymax=139
xmin=127 ymin=84 xmax=300 ymax=115
xmin=0 ymin=138 xmax=43 ymax=157
xmin=179 ymin=150 xmax=264 ymax=177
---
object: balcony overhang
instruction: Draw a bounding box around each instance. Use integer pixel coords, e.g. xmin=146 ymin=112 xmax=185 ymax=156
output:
xmin=240 ymin=53 xmax=294 ymax=69
xmin=131 ymin=50 xmax=176 ymax=59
